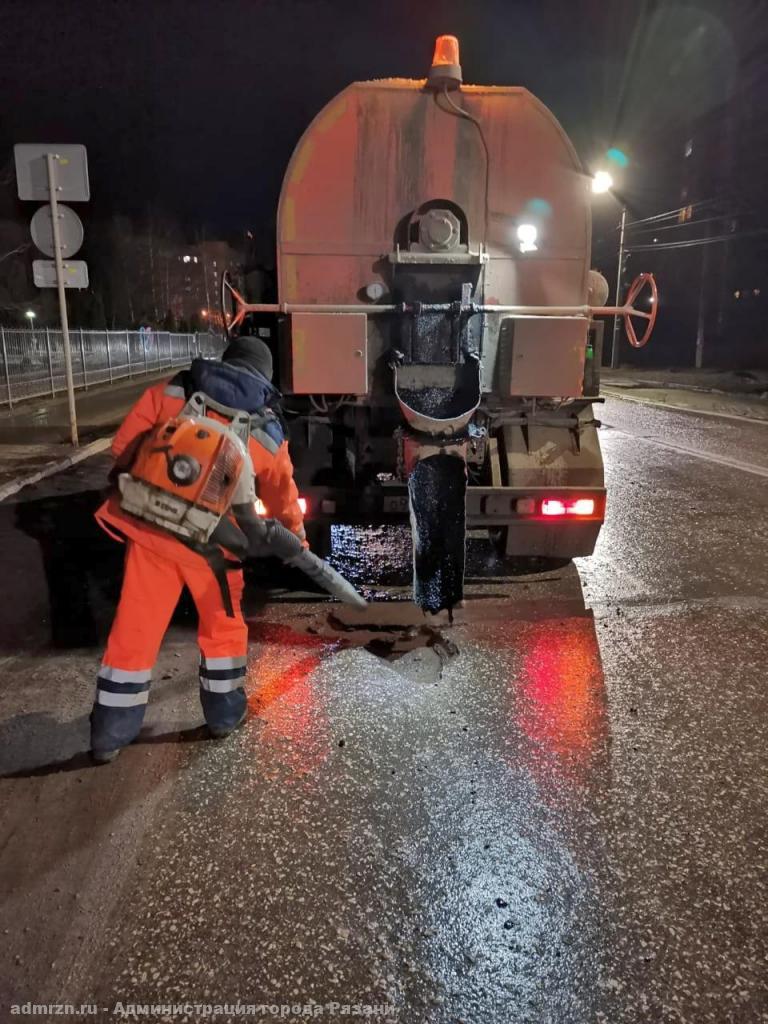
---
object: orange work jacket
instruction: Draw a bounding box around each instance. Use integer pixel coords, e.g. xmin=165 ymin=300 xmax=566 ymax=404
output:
xmin=96 ymin=376 xmax=306 ymax=568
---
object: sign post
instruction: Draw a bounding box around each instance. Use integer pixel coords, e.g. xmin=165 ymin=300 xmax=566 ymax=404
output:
xmin=45 ymin=153 xmax=79 ymax=446
xmin=14 ymin=143 xmax=90 ymax=448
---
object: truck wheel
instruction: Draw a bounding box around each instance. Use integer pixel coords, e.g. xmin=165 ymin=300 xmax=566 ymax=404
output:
xmin=305 ymin=521 xmax=333 ymax=557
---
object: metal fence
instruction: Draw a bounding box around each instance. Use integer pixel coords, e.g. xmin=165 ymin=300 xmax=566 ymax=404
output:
xmin=0 ymin=328 xmax=226 ymax=408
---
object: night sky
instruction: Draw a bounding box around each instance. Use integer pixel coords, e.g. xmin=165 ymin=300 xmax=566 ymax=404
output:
xmin=1 ymin=0 xmax=765 ymax=241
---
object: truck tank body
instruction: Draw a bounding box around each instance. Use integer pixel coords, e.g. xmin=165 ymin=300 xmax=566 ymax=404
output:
xmin=230 ymin=44 xmax=623 ymax=612
xmin=278 ymin=81 xmax=590 ymax=312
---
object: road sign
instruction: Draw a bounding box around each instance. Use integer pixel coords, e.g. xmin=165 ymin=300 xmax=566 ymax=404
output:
xmin=30 ymin=203 xmax=84 ymax=258
xmin=33 ymin=259 xmax=89 ymax=289
xmin=14 ymin=144 xmax=90 ymax=202
xmin=14 ymin=144 xmax=90 ymax=448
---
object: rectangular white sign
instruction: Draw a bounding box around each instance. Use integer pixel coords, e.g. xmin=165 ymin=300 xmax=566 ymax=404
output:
xmin=14 ymin=144 xmax=90 ymax=202
xmin=33 ymin=259 xmax=89 ymax=289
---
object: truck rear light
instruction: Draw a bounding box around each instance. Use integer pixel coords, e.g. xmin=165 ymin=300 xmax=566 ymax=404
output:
xmin=254 ymin=497 xmax=309 ymax=516
xmin=541 ymin=498 xmax=567 ymax=517
xmin=541 ymin=497 xmax=596 ymax=518
xmin=514 ymin=496 xmax=602 ymax=520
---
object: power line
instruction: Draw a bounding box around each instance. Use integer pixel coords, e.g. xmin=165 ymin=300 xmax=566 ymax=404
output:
xmin=625 ymin=227 xmax=768 ymax=253
xmin=629 ymin=214 xmax=736 ymax=237
xmin=624 ymin=198 xmax=723 ymax=229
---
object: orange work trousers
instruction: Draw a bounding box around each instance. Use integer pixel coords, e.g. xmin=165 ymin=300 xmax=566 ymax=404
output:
xmin=90 ymin=541 xmax=248 ymax=754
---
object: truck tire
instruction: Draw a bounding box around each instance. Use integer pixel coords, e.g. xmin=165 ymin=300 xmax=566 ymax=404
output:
xmin=305 ymin=521 xmax=333 ymax=558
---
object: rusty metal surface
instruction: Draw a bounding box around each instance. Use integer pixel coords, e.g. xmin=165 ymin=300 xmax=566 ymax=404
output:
xmin=277 ymin=80 xmax=590 ymax=309
xmin=290 ymin=313 xmax=368 ymax=395
xmin=506 ymin=317 xmax=589 ymax=398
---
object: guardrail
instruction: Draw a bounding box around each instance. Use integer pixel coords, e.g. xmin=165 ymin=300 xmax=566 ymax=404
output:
xmin=0 ymin=328 xmax=225 ymax=408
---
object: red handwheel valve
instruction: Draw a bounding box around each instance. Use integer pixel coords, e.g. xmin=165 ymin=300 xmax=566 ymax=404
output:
xmin=623 ymin=272 xmax=658 ymax=347
xmin=220 ymin=270 xmax=248 ymax=336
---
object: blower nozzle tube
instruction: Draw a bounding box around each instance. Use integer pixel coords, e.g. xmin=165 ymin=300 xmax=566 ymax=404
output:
xmin=232 ymin=506 xmax=368 ymax=610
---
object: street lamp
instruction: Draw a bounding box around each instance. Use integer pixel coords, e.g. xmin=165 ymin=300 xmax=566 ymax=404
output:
xmin=25 ymin=310 xmax=36 ymax=322
xmin=591 ymin=170 xmax=614 ymax=194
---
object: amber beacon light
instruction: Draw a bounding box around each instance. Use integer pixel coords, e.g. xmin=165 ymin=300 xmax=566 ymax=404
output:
xmin=426 ymin=35 xmax=462 ymax=90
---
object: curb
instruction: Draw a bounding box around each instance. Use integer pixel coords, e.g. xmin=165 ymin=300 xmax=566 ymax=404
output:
xmin=605 ymin=377 xmax=768 ymax=398
xmin=601 ymin=387 xmax=768 ymax=426
xmin=0 ymin=436 xmax=113 ymax=504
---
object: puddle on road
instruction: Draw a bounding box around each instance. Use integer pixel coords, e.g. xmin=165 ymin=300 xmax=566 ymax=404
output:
xmin=4 ymin=483 xmax=122 ymax=649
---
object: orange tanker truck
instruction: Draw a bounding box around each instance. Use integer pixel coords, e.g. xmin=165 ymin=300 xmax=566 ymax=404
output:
xmin=222 ymin=35 xmax=657 ymax=613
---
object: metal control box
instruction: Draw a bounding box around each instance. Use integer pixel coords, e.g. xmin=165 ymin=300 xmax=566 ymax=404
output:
xmin=507 ymin=317 xmax=588 ymax=398
xmin=290 ymin=312 xmax=368 ymax=395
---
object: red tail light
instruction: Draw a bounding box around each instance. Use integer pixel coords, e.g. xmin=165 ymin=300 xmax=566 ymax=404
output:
xmin=541 ymin=498 xmax=567 ymax=517
xmin=516 ymin=496 xmax=602 ymax=520
xmin=254 ymin=496 xmax=309 ymax=517
xmin=541 ymin=497 xmax=596 ymax=518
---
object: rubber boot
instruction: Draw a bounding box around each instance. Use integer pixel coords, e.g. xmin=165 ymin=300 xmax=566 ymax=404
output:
xmin=90 ymin=702 xmax=147 ymax=764
xmin=201 ymin=686 xmax=248 ymax=739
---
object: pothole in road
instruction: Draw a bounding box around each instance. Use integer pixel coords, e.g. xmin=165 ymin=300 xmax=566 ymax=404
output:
xmin=325 ymin=613 xmax=459 ymax=663
xmin=248 ymin=608 xmax=461 ymax=684
xmin=304 ymin=612 xmax=460 ymax=682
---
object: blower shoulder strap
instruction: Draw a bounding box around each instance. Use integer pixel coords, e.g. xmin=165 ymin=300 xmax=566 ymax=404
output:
xmin=249 ymin=408 xmax=282 ymax=454
xmin=178 ymin=391 xmax=252 ymax=446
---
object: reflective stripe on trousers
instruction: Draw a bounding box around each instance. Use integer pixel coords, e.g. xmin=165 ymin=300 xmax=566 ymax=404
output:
xmin=95 ymin=664 xmax=152 ymax=707
xmin=199 ymin=654 xmax=248 ymax=693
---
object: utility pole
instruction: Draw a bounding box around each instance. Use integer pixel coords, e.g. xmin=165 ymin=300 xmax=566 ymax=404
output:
xmin=610 ymin=205 xmax=627 ymax=370
xmin=695 ymin=243 xmax=710 ymax=369
xmin=46 ymin=153 xmax=78 ymax=446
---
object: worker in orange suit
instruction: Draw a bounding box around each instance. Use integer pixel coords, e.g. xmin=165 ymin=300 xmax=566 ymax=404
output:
xmin=90 ymin=333 xmax=305 ymax=763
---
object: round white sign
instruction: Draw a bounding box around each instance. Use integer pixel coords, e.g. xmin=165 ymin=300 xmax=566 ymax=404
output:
xmin=30 ymin=203 xmax=84 ymax=258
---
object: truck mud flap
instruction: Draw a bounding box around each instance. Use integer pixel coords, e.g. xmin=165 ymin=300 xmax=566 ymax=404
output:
xmin=408 ymin=454 xmax=467 ymax=614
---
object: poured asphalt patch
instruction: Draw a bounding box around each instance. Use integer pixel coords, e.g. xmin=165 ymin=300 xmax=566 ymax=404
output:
xmin=317 ymin=612 xmax=458 ymax=664
xmin=408 ymin=454 xmax=467 ymax=615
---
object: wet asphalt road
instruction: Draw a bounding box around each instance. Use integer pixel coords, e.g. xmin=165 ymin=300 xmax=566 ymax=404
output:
xmin=0 ymin=395 xmax=767 ymax=1023
xmin=0 ymin=372 xmax=171 ymax=447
